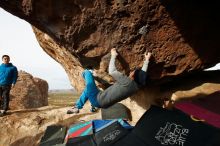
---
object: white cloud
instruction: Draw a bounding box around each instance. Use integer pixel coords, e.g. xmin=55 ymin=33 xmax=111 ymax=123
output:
xmin=0 ymin=8 xmax=72 ymax=89
xmin=206 ymin=63 xmax=220 ymax=71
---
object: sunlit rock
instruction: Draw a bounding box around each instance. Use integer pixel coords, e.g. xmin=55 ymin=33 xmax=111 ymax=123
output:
xmin=10 ymin=71 xmax=48 ymax=109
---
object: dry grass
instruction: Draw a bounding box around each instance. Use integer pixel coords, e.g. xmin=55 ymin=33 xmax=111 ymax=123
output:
xmin=48 ymin=92 xmax=79 ymax=107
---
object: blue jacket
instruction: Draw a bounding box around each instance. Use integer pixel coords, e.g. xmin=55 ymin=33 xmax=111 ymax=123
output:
xmin=0 ymin=63 xmax=18 ymax=86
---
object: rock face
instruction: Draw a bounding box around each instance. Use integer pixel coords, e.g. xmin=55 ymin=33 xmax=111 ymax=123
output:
xmin=10 ymin=71 xmax=48 ymax=109
xmin=1 ymin=90 xmax=220 ymax=146
xmin=0 ymin=104 xmax=100 ymax=146
xmin=1 ymin=2 xmax=220 ymax=145
xmin=1 ymin=0 xmax=220 ymax=92
xmin=1 ymin=0 xmax=220 ymax=120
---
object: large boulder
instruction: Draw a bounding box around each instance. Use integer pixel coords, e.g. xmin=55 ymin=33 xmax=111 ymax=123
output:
xmin=10 ymin=71 xmax=48 ymax=109
xmin=1 ymin=2 xmax=220 ymax=145
xmin=1 ymin=1 xmax=220 ymax=114
xmin=1 ymin=0 xmax=220 ymax=91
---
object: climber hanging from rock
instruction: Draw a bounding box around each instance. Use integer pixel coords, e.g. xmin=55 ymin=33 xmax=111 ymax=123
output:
xmin=67 ymin=48 xmax=152 ymax=114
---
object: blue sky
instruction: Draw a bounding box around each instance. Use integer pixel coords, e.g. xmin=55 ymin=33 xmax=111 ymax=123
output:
xmin=0 ymin=8 xmax=72 ymax=90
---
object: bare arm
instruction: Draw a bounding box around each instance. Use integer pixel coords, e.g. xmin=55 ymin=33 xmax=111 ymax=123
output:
xmin=108 ymin=48 xmax=124 ymax=81
xmin=141 ymin=52 xmax=151 ymax=72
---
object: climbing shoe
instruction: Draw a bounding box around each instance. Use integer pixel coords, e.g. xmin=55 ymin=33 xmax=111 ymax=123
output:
xmin=0 ymin=110 xmax=6 ymax=117
xmin=90 ymin=107 xmax=97 ymax=113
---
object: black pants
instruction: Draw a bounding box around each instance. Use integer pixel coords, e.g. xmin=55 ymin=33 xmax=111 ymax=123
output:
xmin=0 ymin=85 xmax=11 ymax=111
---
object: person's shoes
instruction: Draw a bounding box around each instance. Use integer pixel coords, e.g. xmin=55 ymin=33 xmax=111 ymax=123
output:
xmin=67 ymin=107 xmax=79 ymax=114
xmin=90 ymin=107 xmax=97 ymax=113
xmin=0 ymin=110 xmax=6 ymax=117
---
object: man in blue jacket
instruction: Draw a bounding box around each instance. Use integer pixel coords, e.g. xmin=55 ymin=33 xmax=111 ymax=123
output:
xmin=0 ymin=55 xmax=18 ymax=117
xmin=67 ymin=48 xmax=151 ymax=114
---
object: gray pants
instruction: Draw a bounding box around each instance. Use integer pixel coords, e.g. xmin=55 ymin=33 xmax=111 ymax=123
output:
xmin=96 ymin=55 xmax=139 ymax=108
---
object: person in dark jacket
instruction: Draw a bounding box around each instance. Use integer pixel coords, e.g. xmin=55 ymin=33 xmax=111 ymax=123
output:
xmin=0 ymin=55 xmax=18 ymax=116
xmin=67 ymin=48 xmax=151 ymax=114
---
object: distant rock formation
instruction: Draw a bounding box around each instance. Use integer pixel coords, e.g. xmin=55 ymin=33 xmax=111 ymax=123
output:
xmin=10 ymin=71 xmax=48 ymax=109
